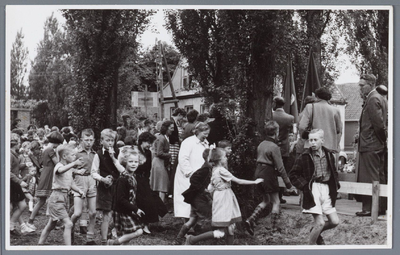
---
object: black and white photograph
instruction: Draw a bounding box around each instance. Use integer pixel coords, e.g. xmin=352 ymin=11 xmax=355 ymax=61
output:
xmin=4 ymin=5 xmax=393 ymax=250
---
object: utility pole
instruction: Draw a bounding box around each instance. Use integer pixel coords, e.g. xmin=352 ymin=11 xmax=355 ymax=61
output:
xmin=161 ymin=43 xmax=179 ymax=108
xmin=156 ymin=40 xmax=164 ymax=119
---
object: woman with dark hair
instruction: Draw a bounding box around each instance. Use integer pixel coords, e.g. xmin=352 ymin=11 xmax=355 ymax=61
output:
xmin=169 ymin=108 xmax=187 ymax=196
xmin=174 ymin=122 xmax=210 ymax=219
xmin=136 ymin=132 xmax=167 ymax=234
xmin=150 ymin=120 xmax=174 ymax=202
xmin=182 ymin=110 xmax=199 ymax=141
xmin=27 ymin=131 xmax=64 ymax=230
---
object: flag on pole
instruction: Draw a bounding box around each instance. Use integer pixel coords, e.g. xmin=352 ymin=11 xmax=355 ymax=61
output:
xmin=283 ymin=56 xmax=299 ymax=124
xmin=300 ymin=50 xmax=321 ymax=111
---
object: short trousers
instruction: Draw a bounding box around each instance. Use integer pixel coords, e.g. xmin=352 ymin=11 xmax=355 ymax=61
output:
xmin=72 ymin=175 xmax=97 ymax=198
xmin=189 ymin=193 xmax=212 ymax=220
xmin=47 ymin=190 xmax=69 ymax=221
xmin=96 ymin=182 xmax=115 ymax=211
xmin=303 ymin=182 xmax=336 ymax=215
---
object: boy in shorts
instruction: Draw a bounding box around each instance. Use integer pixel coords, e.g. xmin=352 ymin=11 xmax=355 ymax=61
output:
xmin=38 ymin=144 xmax=84 ymax=245
xmin=289 ymin=129 xmax=340 ymax=245
xmin=91 ymin=129 xmax=122 ymax=245
xmin=70 ymin=128 xmax=98 ymax=245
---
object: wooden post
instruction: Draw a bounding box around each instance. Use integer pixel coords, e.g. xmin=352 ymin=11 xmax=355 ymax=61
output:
xmin=161 ymin=44 xmax=179 ymax=108
xmin=371 ymin=181 xmax=380 ymax=224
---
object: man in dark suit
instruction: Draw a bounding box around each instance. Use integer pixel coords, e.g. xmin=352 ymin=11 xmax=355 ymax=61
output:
xmin=356 ymin=74 xmax=388 ymax=217
xmin=272 ymin=96 xmax=295 ymax=203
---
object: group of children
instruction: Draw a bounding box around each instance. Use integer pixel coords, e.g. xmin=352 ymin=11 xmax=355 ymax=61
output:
xmin=10 ymin=118 xmax=339 ymax=246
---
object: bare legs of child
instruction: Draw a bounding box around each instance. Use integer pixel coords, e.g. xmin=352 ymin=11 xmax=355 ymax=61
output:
xmin=28 ymin=196 xmax=46 ymax=227
xmin=185 ymin=225 xmax=234 ymax=245
xmin=309 ymin=212 xmax=339 ymax=245
xmin=107 ymin=229 xmax=143 ymax=245
xmin=100 ymin=210 xmax=112 ymax=245
xmin=70 ymin=196 xmax=97 ymax=244
xmin=10 ymin=200 xmax=27 ymax=234
xmin=38 ymin=217 xmax=74 ymax=245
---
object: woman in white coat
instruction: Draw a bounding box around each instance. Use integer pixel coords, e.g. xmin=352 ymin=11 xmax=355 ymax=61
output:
xmin=174 ymin=122 xmax=210 ymax=219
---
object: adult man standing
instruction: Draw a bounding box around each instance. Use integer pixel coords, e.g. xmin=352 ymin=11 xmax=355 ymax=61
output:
xmin=289 ymin=129 xmax=340 ymax=245
xmin=272 ymin=96 xmax=294 ymax=203
xmin=299 ymin=87 xmax=342 ymax=152
xmin=356 ymin=74 xmax=388 ymax=217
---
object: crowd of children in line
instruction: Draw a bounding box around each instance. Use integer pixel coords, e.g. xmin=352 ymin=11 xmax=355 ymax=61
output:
xmin=10 ymin=105 xmax=340 ymax=246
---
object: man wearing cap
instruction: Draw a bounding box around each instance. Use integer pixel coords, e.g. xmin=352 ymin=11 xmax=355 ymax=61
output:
xmin=272 ymin=96 xmax=294 ymax=203
xmin=356 ymin=74 xmax=388 ymax=217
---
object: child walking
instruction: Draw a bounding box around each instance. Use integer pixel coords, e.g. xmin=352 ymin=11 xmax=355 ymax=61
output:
xmin=244 ymin=120 xmax=292 ymax=236
xmin=107 ymin=147 xmax=144 ymax=245
xmin=185 ymin=148 xmax=263 ymax=245
xmin=28 ymin=131 xmax=64 ymax=230
xmin=21 ymin=166 xmax=37 ymax=212
xmin=38 ymin=144 xmax=85 ymax=245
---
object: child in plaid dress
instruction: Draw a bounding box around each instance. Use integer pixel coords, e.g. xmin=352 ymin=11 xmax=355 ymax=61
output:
xmin=107 ymin=147 xmax=145 ymax=245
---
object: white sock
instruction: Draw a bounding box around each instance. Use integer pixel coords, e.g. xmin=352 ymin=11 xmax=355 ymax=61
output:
xmin=213 ymin=230 xmax=225 ymax=239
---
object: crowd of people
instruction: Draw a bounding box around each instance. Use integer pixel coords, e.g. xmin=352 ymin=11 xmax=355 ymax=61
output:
xmin=9 ymin=73 xmax=388 ymax=246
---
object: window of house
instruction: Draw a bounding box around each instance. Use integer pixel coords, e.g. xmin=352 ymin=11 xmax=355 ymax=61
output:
xmin=185 ymin=105 xmax=193 ymax=113
xmin=183 ymin=77 xmax=188 ymax=89
xmin=200 ymin=104 xmax=209 ymax=114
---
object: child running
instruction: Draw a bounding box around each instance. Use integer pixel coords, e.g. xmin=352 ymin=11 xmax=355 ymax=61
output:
xmin=185 ymin=148 xmax=263 ymax=245
xmin=38 ymin=144 xmax=85 ymax=245
xmin=244 ymin=120 xmax=292 ymax=235
xmin=173 ymin=148 xmax=213 ymax=244
xmin=107 ymin=147 xmax=145 ymax=245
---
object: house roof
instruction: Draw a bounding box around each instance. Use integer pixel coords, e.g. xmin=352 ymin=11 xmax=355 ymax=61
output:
xmin=336 ymin=83 xmax=363 ymax=120
xmin=330 ymin=84 xmax=346 ymax=105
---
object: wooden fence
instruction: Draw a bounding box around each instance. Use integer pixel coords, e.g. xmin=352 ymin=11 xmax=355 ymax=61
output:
xmin=279 ymin=180 xmax=387 ymax=223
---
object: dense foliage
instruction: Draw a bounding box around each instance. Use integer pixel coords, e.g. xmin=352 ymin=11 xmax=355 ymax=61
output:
xmin=28 ymin=14 xmax=72 ymax=127
xmin=61 ymin=9 xmax=154 ymax=135
xmin=10 ymin=29 xmax=29 ymax=100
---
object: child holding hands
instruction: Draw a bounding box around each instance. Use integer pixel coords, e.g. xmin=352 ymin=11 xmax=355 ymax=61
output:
xmin=38 ymin=144 xmax=84 ymax=245
xmin=107 ymin=147 xmax=144 ymax=245
xmin=185 ymin=148 xmax=263 ymax=245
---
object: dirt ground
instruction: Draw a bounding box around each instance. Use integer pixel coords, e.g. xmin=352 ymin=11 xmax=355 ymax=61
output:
xmin=9 ymin=199 xmax=387 ymax=247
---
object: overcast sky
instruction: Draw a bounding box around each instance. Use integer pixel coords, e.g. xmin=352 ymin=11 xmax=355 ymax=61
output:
xmin=6 ymin=5 xmax=359 ymax=84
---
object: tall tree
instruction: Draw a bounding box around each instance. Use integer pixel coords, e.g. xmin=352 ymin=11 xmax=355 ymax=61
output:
xmin=28 ymin=13 xmax=72 ymax=127
xmin=62 ymin=9 xmax=154 ymax=133
xmin=338 ymin=10 xmax=389 ymax=86
xmin=10 ymin=29 xmax=29 ymax=99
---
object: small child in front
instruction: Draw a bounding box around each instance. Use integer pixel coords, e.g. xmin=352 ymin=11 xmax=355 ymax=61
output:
xmin=38 ymin=144 xmax=84 ymax=245
xmin=107 ymin=147 xmax=144 ymax=245
xmin=185 ymin=148 xmax=263 ymax=245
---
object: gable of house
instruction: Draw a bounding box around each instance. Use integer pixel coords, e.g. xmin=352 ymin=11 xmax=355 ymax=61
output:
xmin=336 ymin=83 xmax=363 ymax=120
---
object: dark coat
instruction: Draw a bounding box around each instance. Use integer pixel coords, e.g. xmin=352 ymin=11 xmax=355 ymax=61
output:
xmin=289 ymin=146 xmax=340 ymax=210
xmin=182 ymin=163 xmax=212 ymax=204
xmin=273 ymin=108 xmax=294 ymax=157
xmin=358 ymin=90 xmax=388 ymax=152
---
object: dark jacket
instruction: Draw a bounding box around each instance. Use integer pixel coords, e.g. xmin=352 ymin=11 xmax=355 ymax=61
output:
xmin=182 ymin=163 xmax=212 ymax=204
xmin=289 ymin=146 xmax=340 ymax=209
xmin=358 ymin=90 xmax=388 ymax=152
xmin=169 ymin=118 xmax=180 ymax=145
xmin=113 ymin=175 xmax=139 ymax=219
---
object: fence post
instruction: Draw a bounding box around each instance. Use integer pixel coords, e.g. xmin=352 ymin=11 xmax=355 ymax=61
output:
xmin=371 ymin=181 xmax=380 ymax=224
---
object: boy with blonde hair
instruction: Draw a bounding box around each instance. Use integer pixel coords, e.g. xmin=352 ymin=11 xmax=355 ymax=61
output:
xmin=38 ymin=144 xmax=84 ymax=245
xmin=91 ymin=128 xmax=123 ymax=245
